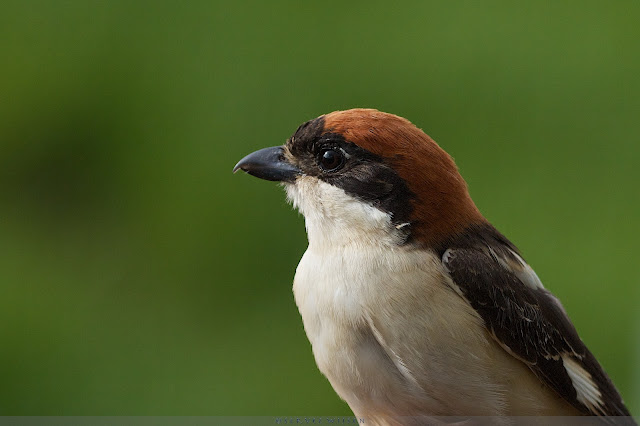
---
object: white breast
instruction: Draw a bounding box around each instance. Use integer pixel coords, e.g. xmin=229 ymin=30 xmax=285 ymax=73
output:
xmin=286 ymin=178 xmax=577 ymax=421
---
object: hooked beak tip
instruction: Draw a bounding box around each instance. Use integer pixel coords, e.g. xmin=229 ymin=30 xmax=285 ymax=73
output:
xmin=233 ymin=146 xmax=301 ymax=182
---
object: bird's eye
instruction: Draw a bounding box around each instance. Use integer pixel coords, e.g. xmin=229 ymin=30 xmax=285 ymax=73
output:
xmin=318 ymin=149 xmax=345 ymax=172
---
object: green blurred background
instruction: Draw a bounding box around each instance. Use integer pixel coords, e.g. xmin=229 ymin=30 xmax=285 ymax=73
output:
xmin=0 ymin=0 xmax=638 ymax=416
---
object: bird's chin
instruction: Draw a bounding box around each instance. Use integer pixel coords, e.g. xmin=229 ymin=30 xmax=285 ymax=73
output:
xmin=282 ymin=179 xmax=303 ymax=212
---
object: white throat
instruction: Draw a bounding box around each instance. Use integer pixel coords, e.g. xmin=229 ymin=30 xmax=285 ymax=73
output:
xmin=284 ymin=176 xmax=406 ymax=250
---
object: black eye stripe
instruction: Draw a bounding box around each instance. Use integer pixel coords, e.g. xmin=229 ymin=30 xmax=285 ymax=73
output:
xmin=286 ymin=116 xmax=415 ymax=239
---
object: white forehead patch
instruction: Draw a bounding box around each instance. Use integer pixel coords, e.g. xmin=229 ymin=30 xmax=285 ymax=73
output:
xmin=283 ymin=177 xmax=405 ymax=249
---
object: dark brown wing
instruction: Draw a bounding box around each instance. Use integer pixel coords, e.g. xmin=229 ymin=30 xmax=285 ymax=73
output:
xmin=439 ymin=223 xmax=633 ymax=421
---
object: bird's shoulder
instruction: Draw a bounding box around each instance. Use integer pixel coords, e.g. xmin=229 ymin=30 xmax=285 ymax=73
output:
xmin=437 ymin=223 xmax=632 ymax=419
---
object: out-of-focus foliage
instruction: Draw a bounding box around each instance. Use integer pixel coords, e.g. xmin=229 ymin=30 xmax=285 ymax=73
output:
xmin=0 ymin=0 xmax=638 ymax=416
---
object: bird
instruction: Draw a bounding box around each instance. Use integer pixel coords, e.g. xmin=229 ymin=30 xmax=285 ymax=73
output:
xmin=233 ymin=108 xmax=635 ymax=424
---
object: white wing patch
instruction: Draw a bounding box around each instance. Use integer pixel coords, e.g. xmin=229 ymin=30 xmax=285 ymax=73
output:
xmin=489 ymin=246 xmax=545 ymax=290
xmin=511 ymin=254 xmax=545 ymax=290
xmin=562 ymin=355 xmax=606 ymax=415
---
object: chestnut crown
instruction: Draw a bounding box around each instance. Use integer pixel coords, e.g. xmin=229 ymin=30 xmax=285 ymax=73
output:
xmin=236 ymin=108 xmax=485 ymax=247
xmin=287 ymin=109 xmax=485 ymax=246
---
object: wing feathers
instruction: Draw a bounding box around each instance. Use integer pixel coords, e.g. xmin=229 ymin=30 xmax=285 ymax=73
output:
xmin=439 ymin=223 xmax=632 ymax=419
xmin=563 ymin=355 xmax=606 ymax=415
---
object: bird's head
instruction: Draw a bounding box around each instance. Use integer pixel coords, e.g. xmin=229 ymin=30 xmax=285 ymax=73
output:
xmin=234 ymin=109 xmax=485 ymax=249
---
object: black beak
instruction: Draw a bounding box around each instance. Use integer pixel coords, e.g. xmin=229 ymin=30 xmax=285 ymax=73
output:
xmin=233 ymin=146 xmax=301 ymax=182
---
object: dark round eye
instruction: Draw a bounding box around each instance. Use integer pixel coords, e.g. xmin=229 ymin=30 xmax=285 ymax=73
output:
xmin=318 ymin=149 xmax=345 ymax=172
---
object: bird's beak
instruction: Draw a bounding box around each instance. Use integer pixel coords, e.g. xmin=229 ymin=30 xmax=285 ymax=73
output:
xmin=233 ymin=146 xmax=301 ymax=182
